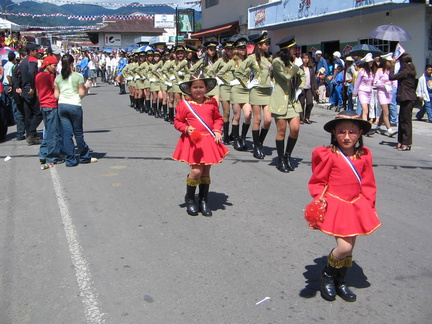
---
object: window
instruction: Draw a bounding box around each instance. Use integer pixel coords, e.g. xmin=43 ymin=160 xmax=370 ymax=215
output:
xmin=205 ymin=0 xmax=219 ymax=8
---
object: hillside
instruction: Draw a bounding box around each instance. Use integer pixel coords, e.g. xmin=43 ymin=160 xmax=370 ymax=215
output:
xmin=1 ymin=0 xmax=187 ymax=27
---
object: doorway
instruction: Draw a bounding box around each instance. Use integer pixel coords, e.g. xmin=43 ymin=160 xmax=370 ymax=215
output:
xmin=322 ymin=40 xmax=340 ymax=60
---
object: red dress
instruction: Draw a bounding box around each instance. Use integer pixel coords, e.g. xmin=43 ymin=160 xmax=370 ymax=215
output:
xmin=308 ymin=146 xmax=381 ymax=237
xmin=172 ymin=97 xmax=229 ymax=165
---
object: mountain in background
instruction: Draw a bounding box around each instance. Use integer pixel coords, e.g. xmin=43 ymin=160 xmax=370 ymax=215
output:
xmin=1 ymin=1 xmax=200 ymax=28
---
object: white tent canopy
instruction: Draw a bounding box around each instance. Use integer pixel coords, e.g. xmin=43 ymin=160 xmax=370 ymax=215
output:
xmin=0 ymin=18 xmax=20 ymax=31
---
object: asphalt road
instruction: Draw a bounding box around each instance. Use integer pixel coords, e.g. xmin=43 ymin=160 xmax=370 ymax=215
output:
xmin=1 ymin=82 xmax=431 ymax=324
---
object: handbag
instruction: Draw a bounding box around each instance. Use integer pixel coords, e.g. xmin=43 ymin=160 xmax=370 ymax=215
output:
xmin=304 ymin=184 xmax=328 ymax=228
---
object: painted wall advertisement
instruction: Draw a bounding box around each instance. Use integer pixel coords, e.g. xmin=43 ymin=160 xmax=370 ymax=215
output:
xmin=248 ymin=0 xmax=407 ymax=29
xmin=105 ymin=34 xmax=121 ymax=46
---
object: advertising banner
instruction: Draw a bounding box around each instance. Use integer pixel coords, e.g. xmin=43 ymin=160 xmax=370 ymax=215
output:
xmin=154 ymin=14 xmax=175 ymax=28
xmin=105 ymin=34 xmax=121 ymax=46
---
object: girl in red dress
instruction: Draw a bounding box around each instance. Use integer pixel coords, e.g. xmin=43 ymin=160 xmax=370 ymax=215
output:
xmin=172 ymin=72 xmax=229 ymax=217
xmin=308 ymin=110 xmax=381 ymax=302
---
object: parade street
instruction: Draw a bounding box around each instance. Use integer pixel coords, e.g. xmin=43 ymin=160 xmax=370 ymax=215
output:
xmin=1 ymin=83 xmax=431 ymax=324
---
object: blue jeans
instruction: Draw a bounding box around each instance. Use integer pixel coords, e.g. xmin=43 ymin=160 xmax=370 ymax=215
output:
xmin=416 ymin=100 xmax=432 ymax=122
xmin=330 ymin=84 xmax=343 ymax=106
xmin=346 ymin=83 xmax=354 ymax=110
xmin=38 ymin=107 xmax=63 ymax=163
xmin=389 ymin=85 xmax=398 ymax=125
xmin=4 ymin=86 xmax=25 ymax=138
xmin=58 ymin=103 xmax=91 ymax=167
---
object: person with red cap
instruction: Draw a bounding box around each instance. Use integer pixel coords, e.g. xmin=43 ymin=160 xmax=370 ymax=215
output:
xmin=35 ymin=56 xmax=63 ymax=169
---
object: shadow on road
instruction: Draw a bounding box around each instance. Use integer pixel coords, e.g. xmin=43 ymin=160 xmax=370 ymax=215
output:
xmin=299 ymin=255 xmax=370 ymax=299
xmin=178 ymin=191 xmax=232 ymax=214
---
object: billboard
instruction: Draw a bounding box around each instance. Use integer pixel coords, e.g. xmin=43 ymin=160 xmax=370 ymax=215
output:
xmin=154 ymin=14 xmax=175 ymax=28
xmin=105 ymin=34 xmax=121 ymax=46
xmin=178 ymin=10 xmax=194 ymax=33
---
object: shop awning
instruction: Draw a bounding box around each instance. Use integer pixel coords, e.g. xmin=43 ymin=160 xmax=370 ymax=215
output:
xmin=191 ymin=22 xmax=238 ymax=38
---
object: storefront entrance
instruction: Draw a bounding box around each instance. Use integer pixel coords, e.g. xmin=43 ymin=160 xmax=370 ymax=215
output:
xmin=322 ymin=40 xmax=340 ymax=59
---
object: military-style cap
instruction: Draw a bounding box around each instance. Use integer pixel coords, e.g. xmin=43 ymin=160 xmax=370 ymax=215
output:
xmin=253 ymin=32 xmax=270 ymax=45
xmin=185 ymin=45 xmax=198 ymax=52
xmin=222 ymin=40 xmax=235 ymax=49
xmin=234 ymin=37 xmax=248 ymax=48
xmin=173 ymin=45 xmax=185 ymax=52
xmin=275 ymin=35 xmax=296 ymax=50
xmin=203 ymin=41 xmax=218 ymax=48
xmin=153 ymin=49 xmax=162 ymax=56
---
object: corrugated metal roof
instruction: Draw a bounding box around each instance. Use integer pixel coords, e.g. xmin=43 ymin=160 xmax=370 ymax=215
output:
xmin=90 ymin=18 xmax=165 ymax=34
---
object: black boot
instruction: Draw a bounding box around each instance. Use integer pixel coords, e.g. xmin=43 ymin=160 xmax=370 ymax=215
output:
xmin=321 ymin=251 xmax=344 ymax=301
xmin=284 ymin=137 xmax=297 ymax=171
xmin=240 ymin=123 xmax=250 ymax=150
xmin=139 ymin=99 xmax=144 ymax=113
xmin=223 ymin=122 xmax=230 ymax=145
xmin=232 ymin=124 xmax=244 ymax=151
xmin=153 ymin=102 xmax=159 ymax=118
xmin=134 ymin=98 xmax=139 ymax=111
xmin=148 ymin=100 xmax=154 ymax=116
xmin=258 ymin=128 xmax=269 ymax=158
xmin=252 ymin=130 xmax=264 ymax=159
xmin=276 ymin=140 xmax=289 ymax=173
xmin=185 ymin=177 xmax=199 ymax=216
xmin=168 ymin=107 xmax=174 ymax=124
xmin=162 ymin=104 xmax=168 ymax=121
xmin=129 ymin=95 xmax=134 ymax=107
xmin=198 ymin=177 xmax=212 ymax=217
xmin=335 ymin=257 xmax=357 ymax=302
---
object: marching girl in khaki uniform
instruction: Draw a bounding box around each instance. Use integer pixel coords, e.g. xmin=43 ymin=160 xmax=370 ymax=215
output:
xmin=159 ymin=50 xmax=170 ymax=121
xmin=142 ymin=49 xmax=154 ymax=115
xmin=148 ymin=50 xmax=164 ymax=118
xmin=212 ymin=40 xmax=235 ymax=145
xmin=234 ymin=32 xmax=272 ymax=159
xmin=217 ymin=37 xmax=251 ymax=150
xmin=268 ymin=36 xmax=305 ymax=173
xmin=190 ymin=41 xmax=220 ymax=105
xmin=161 ymin=46 xmax=187 ymax=124
xmin=134 ymin=52 xmax=146 ymax=113
xmin=122 ymin=56 xmax=136 ymax=108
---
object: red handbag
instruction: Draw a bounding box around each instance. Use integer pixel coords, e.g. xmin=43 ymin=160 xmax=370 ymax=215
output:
xmin=304 ymin=185 xmax=328 ymax=228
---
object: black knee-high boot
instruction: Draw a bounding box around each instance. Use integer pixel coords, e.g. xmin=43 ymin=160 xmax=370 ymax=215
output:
xmin=232 ymin=124 xmax=243 ymax=151
xmin=129 ymin=95 xmax=134 ymax=107
xmin=139 ymin=98 xmax=144 ymax=113
xmin=134 ymin=98 xmax=139 ymax=111
xmin=335 ymin=256 xmax=356 ymax=302
xmin=140 ymin=98 xmax=145 ymax=113
xmin=258 ymin=128 xmax=269 ymax=158
xmin=321 ymin=251 xmax=344 ymax=301
xmin=240 ymin=123 xmax=250 ymax=150
xmin=168 ymin=107 xmax=174 ymax=124
xmin=147 ymin=100 xmax=154 ymax=115
xmin=223 ymin=122 xmax=230 ymax=145
xmin=252 ymin=130 xmax=263 ymax=159
xmin=198 ymin=177 xmax=212 ymax=216
xmin=162 ymin=104 xmax=168 ymax=120
xmin=276 ymin=140 xmax=289 ymax=173
xmin=185 ymin=177 xmax=199 ymax=216
xmin=153 ymin=102 xmax=159 ymax=118
xmin=284 ymin=137 xmax=297 ymax=171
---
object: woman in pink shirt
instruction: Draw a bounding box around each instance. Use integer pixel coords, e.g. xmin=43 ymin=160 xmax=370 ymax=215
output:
xmin=373 ymin=54 xmax=397 ymax=137
xmin=353 ymin=53 xmax=374 ymax=122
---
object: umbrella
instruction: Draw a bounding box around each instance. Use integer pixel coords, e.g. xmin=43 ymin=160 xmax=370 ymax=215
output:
xmin=103 ymin=47 xmax=114 ymax=53
xmin=349 ymin=44 xmax=383 ymax=58
xmin=228 ymin=34 xmax=250 ymax=43
xmin=369 ymin=24 xmax=411 ymax=42
xmin=137 ymin=45 xmax=154 ymax=53
xmin=126 ymin=44 xmax=138 ymax=52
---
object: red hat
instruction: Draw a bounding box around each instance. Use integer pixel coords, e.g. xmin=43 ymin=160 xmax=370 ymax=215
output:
xmin=41 ymin=56 xmax=58 ymax=68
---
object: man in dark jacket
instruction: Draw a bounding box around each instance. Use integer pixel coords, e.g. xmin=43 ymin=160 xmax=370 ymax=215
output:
xmin=16 ymin=43 xmax=42 ymax=145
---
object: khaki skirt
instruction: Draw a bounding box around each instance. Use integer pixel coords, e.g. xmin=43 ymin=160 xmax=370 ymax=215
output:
xmin=219 ymin=85 xmax=231 ymax=102
xmin=250 ymin=87 xmax=271 ymax=106
xmin=230 ymin=85 xmax=250 ymax=104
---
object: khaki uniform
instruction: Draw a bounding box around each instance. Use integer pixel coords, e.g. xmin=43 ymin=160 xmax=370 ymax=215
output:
xmin=268 ymin=58 xmax=305 ymax=119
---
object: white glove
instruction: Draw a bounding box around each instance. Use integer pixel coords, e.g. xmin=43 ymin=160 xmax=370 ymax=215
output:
xmin=164 ymin=81 xmax=173 ymax=87
xmin=229 ymin=79 xmax=240 ymax=86
xmin=295 ymin=58 xmax=302 ymax=67
xmin=216 ymin=77 xmax=224 ymax=85
xmin=133 ymin=76 xmax=139 ymax=81
xmin=140 ymin=76 xmax=146 ymax=80
xmin=149 ymin=78 xmax=156 ymax=82
xmin=169 ymin=75 xmax=176 ymax=81
xmin=178 ymin=71 xmax=184 ymax=76
xmin=126 ymin=77 xmax=133 ymax=81
xmin=247 ymin=79 xmax=259 ymax=89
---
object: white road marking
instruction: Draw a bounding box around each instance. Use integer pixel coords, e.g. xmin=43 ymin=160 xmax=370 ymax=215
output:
xmin=50 ymin=167 xmax=107 ymax=323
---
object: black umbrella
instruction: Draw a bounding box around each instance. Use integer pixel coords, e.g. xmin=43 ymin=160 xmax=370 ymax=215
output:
xmin=349 ymin=44 xmax=382 ymax=58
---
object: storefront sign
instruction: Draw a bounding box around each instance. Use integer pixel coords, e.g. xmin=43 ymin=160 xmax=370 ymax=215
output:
xmin=248 ymin=0 xmax=408 ymax=29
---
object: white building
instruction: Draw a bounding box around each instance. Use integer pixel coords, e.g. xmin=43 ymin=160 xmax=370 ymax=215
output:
xmin=196 ymin=0 xmax=431 ymax=75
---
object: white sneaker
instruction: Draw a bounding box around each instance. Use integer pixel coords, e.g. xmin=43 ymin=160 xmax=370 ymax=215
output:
xmin=90 ymin=157 xmax=98 ymax=163
xmin=385 ymin=129 xmax=398 ymax=137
